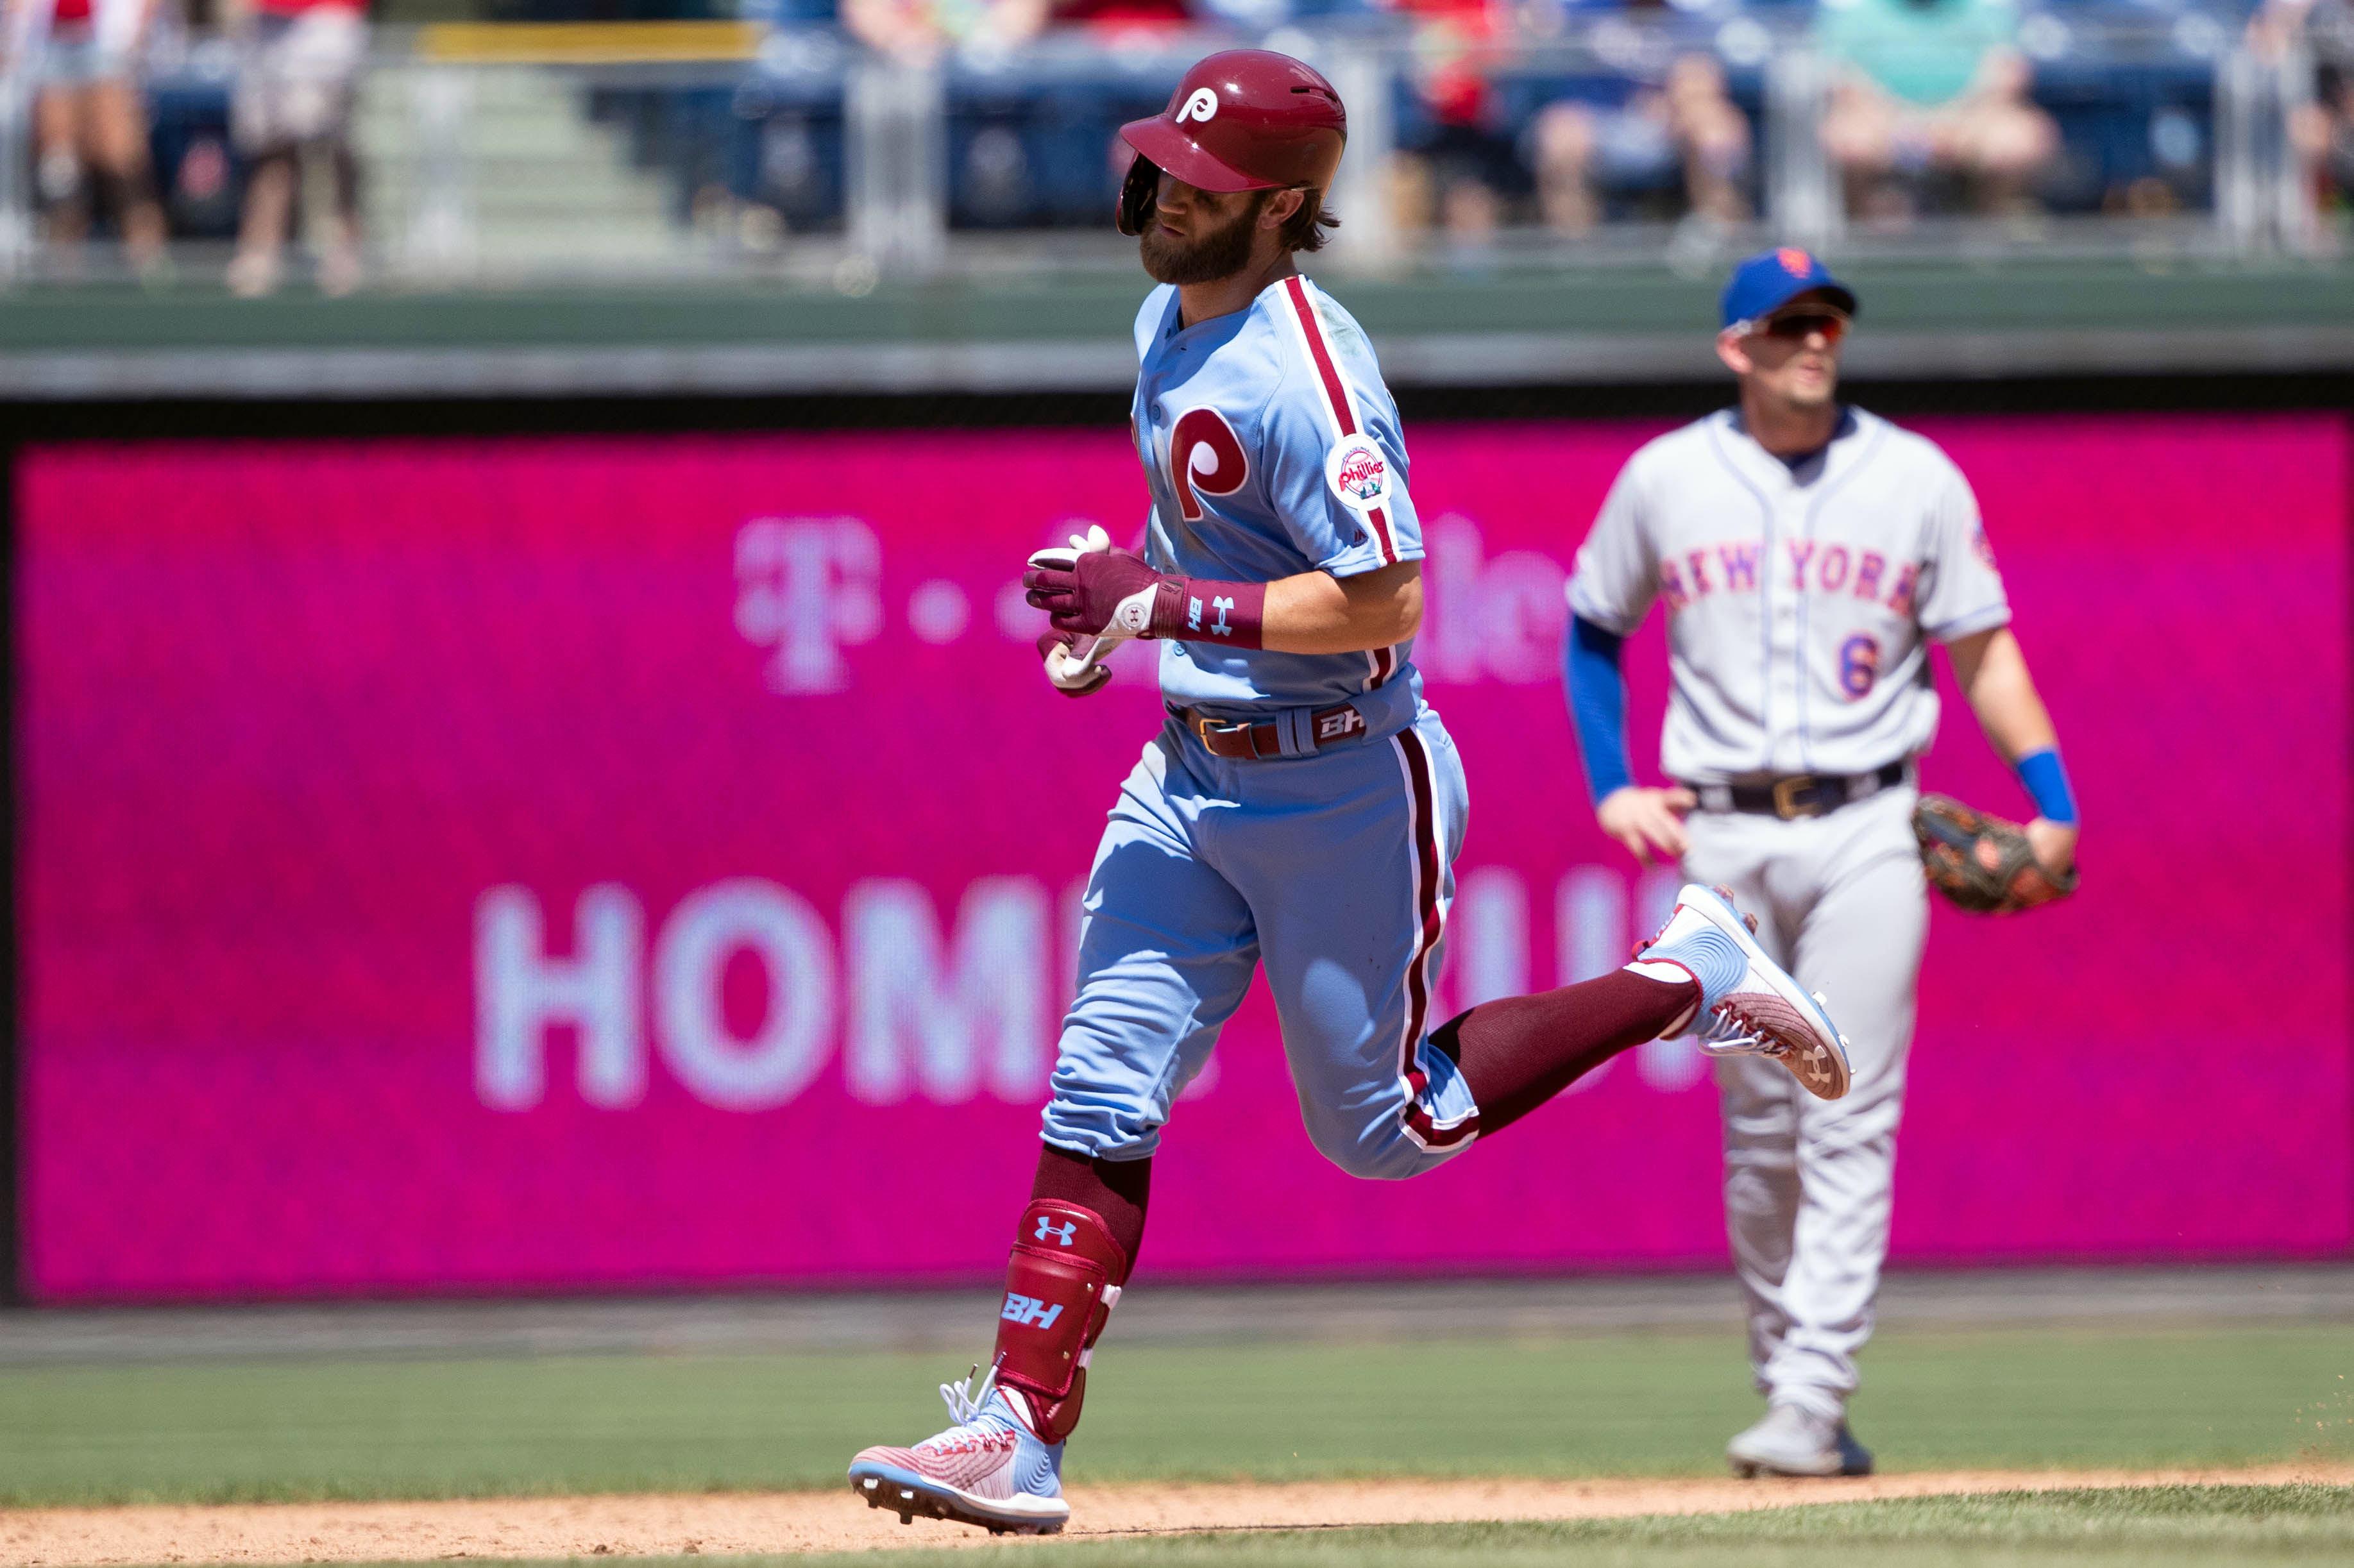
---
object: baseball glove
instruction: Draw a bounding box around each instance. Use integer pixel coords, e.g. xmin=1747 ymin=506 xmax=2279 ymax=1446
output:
xmin=1912 ymin=793 xmax=2078 ymax=915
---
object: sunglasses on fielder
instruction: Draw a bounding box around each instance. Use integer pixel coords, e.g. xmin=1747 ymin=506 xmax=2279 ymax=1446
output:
xmin=1752 ymin=308 xmax=1850 ymax=344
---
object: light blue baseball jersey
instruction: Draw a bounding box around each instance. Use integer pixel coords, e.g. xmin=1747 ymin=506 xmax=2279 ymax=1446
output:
xmin=1129 ymin=274 xmax=1425 ymax=721
xmin=1031 ymin=274 xmax=1480 ymax=1180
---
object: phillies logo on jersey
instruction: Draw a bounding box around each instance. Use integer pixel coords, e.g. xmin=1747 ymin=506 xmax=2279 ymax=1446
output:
xmin=1171 ymin=406 xmax=1249 ymax=522
xmin=1323 ymin=435 xmax=1389 ymax=510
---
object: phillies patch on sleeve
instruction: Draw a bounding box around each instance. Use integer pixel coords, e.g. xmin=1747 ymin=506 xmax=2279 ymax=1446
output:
xmin=1323 ymin=435 xmax=1391 ymax=512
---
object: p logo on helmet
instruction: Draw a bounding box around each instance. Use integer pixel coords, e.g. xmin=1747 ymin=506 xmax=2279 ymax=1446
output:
xmin=1113 ymin=49 xmax=1349 ymax=237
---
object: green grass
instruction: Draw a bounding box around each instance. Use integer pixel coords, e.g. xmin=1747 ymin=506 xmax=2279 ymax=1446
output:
xmin=829 ymin=1484 xmax=2354 ymax=1567
xmin=0 ymin=1323 xmax=2344 ymax=1508
xmin=320 ymin=1486 xmax=2354 ymax=1567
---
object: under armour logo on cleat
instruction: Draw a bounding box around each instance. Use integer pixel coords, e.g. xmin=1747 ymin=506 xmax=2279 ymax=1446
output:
xmin=1035 ymin=1217 xmax=1077 ymax=1246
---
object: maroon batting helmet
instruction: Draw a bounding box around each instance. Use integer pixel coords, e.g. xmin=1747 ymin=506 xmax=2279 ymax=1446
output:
xmin=1115 ymin=49 xmax=1347 ymax=236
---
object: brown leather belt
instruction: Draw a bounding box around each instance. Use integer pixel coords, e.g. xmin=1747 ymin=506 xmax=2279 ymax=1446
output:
xmin=1169 ymin=702 xmax=1369 ymax=761
xmin=1682 ymin=762 xmax=1909 ymax=820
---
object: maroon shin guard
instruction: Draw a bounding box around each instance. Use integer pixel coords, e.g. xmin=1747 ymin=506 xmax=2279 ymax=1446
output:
xmin=1440 ymin=970 xmax=1698 ymax=1136
xmin=991 ymin=1149 xmax=1147 ymax=1444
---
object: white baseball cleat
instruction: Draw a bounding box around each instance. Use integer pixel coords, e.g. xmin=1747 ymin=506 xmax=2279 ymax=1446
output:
xmin=1727 ymin=1402 xmax=1873 ymax=1478
xmin=847 ymin=1364 xmax=1069 ymax=1535
xmin=1639 ymin=883 xmax=1853 ymax=1101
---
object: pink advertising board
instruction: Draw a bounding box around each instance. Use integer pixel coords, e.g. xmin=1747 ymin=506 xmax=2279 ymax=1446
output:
xmin=19 ymin=413 xmax=2350 ymax=1301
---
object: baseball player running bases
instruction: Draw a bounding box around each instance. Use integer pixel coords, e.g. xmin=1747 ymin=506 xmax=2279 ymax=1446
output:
xmin=1564 ymin=248 xmax=2081 ymax=1478
xmin=847 ymin=53 xmax=1856 ymax=1534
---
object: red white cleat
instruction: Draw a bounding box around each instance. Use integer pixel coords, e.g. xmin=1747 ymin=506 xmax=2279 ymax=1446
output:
xmin=847 ymin=1365 xmax=1069 ymax=1535
xmin=1639 ymin=883 xmax=1854 ymax=1101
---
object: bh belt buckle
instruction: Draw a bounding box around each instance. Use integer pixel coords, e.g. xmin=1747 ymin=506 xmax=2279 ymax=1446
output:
xmin=1772 ymin=776 xmax=1824 ymax=821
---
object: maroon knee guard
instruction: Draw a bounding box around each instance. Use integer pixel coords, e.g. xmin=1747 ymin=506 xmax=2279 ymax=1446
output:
xmin=992 ymin=1199 xmax=1130 ymax=1444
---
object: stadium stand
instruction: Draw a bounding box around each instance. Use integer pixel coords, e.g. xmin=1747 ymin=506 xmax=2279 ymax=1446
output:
xmin=0 ymin=0 xmax=2329 ymax=288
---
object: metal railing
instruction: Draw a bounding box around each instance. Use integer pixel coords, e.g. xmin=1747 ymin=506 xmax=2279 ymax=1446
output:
xmin=0 ymin=17 xmax=2330 ymax=291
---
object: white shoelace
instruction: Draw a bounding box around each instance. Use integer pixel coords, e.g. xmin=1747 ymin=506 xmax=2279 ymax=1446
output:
xmin=1696 ymin=1001 xmax=1788 ymax=1060
xmin=938 ymin=1360 xmax=1006 ymax=1429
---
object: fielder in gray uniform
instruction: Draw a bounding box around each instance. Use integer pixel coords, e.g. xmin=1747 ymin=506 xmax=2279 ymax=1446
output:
xmin=1562 ymin=249 xmax=2082 ymax=1477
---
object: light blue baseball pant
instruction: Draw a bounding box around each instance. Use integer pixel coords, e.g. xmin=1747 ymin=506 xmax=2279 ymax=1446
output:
xmin=1041 ymin=707 xmax=1480 ymax=1179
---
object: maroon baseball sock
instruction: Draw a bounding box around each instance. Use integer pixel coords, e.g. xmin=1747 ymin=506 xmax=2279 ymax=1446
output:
xmin=1439 ymin=970 xmax=1699 ymax=1136
xmin=995 ymin=1147 xmax=1148 ymax=1444
xmin=1031 ymin=1144 xmax=1149 ymax=1272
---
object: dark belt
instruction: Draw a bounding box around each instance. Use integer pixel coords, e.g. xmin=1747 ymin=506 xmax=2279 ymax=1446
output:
xmin=1169 ymin=702 xmax=1369 ymax=761
xmin=1684 ymin=762 xmax=1909 ymax=820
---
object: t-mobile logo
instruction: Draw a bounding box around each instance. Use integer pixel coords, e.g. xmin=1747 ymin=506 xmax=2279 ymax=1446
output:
xmin=733 ymin=516 xmax=881 ymax=694
xmin=1001 ymin=1292 xmax=1064 ymax=1329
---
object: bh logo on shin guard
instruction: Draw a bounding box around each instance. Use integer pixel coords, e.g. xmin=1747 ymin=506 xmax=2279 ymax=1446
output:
xmin=1034 ymin=1217 xmax=1077 ymax=1247
xmin=1002 ymin=1292 xmax=1064 ymax=1329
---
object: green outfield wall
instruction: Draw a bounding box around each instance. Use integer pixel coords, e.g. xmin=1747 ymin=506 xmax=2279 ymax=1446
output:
xmin=2 ymin=255 xmax=2349 ymax=400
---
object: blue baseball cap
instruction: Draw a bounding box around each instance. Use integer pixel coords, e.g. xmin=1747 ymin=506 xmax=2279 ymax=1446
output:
xmin=1720 ymin=247 xmax=1858 ymax=332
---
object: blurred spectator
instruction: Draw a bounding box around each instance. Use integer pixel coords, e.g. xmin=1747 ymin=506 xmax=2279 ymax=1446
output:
xmin=2254 ymin=0 xmax=2354 ymax=213
xmin=1816 ymin=0 xmax=2058 ymax=222
xmin=1050 ymin=0 xmax=1190 ymax=27
xmin=224 ymin=0 xmax=368 ymax=297
xmin=842 ymin=0 xmax=1047 ymax=61
xmin=1531 ymin=51 xmax=1751 ymax=233
xmin=2 ymin=0 xmax=171 ymax=274
xmin=491 ymin=0 xmax=731 ymax=16
xmin=1389 ymin=0 xmax=1753 ymax=241
xmin=1389 ymin=0 xmax=1518 ymax=239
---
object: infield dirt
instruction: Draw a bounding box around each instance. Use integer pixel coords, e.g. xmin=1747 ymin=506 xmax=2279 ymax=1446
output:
xmin=4 ymin=1462 xmax=2350 ymax=1565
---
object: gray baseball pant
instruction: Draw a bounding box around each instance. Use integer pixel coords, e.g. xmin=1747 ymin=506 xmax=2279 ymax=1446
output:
xmin=1680 ymin=782 xmax=1927 ymax=1422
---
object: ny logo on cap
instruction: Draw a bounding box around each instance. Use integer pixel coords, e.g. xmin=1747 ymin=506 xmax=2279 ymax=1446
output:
xmin=1777 ymin=247 xmax=1814 ymax=276
xmin=1178 ymin=88 xmax=1219 ymax=125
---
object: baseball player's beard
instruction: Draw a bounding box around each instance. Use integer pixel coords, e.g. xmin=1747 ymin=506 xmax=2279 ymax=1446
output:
xmin=1138 ymin=195 xmax=1265 ymax=285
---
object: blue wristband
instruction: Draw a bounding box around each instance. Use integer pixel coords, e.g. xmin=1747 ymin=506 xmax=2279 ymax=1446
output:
xmin=2014 ymin=748 xmax=2077 ymax=825
xmin=1563 ymin=616 xmax=1635 ymax=805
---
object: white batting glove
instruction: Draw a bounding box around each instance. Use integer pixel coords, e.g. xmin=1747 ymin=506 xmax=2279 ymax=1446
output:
xmin=1027 ymin=525 xmax=1126 ymax=692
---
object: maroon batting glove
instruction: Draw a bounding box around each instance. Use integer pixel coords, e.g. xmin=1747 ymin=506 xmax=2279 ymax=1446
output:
xmin=1022 ymin=548 xmax=1167 ymax=636
xmin=1022 ymin=549 xmax=1266 ymax=648
xmin=1020 ymin=564 xmax=1083 ymax=621
xmin=1036 ymin=628 xmax=1113 ymax=698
